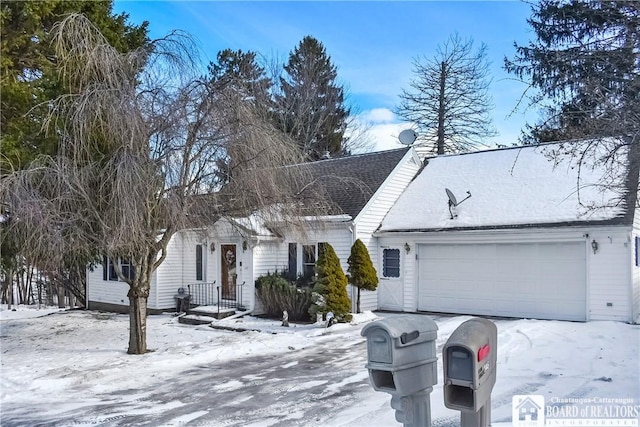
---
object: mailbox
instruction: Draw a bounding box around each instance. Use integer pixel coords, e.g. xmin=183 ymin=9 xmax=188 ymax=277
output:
xmin=361 ymin=316 xmax=438 ymax=396
xmin=443 ymin=318 xmax=497 ymax=413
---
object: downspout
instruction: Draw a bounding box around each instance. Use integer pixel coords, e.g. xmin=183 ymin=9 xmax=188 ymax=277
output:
xmin=349 ymin=221 xmax=357 ymax=312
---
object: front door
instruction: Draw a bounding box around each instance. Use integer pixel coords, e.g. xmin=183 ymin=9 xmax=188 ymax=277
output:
xmin=220 ymin=245 xmax=237 ymax=300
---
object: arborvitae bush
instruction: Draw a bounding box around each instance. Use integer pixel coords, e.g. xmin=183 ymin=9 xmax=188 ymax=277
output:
xmin=255 ymin=272 xmax=312 ymax=321
xmin=347 ymin=239 xmax=379 ymax=313
xmin=309 ymin=243 xmax=352 ymax=322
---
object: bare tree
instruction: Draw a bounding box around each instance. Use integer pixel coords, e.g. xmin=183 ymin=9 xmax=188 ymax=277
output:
xmin=0 ymin=14 xmax=325 ymax=354
xmin=396 ymin=33 xmax=496 ymax=155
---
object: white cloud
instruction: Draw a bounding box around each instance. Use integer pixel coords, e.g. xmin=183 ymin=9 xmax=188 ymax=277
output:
xmin=359 ymin=108 xmax=396 ymax=124
xmin=349 ymin=109 xmax=415 ymax=153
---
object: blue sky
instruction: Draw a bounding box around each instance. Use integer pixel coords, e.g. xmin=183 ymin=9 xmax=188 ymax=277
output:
xmin=114 ymin=1 xmax=539 ymax=152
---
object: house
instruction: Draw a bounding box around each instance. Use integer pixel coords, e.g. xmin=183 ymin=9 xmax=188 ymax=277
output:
xmin=376 ymin=143 xmax=640 ymax=323
xmin=87 ymin=147 xmax=423 ymax=314
xmin=513 ymin=395 xmax=545 ymax=426
xmin=516 ymin=397 xmax=542 ymax=422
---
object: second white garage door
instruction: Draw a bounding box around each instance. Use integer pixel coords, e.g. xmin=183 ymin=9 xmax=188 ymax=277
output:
xmin=417 ymin=242 xmax=586 ymax=321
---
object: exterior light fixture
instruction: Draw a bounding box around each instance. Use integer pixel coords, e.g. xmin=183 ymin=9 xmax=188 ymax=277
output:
xmin=209 ymin=242 xmax=216 ymax=253
xmin=591 ymin=239 xmax=598 ymax=254
xmin=404 ymin=242 xmax=411 ymax=253
xmin=242 ymin=240 xmax=248 ymax=252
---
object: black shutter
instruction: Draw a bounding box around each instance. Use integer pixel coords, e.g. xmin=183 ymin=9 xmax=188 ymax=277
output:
xmin=288 ymin=243 xmax=297 ymax=280
xmin=196 ymin=245 xmax=203 ymax=281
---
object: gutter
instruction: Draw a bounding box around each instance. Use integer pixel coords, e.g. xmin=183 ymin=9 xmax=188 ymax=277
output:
xmin=374 ymin=219 xmax=631 ymax=236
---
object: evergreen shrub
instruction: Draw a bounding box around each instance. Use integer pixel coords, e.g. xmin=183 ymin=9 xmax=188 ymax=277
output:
xmin=255 ymin=272 xmax=313 ymax=321
xmin=309 ymin=243 xmax=352 ymax=322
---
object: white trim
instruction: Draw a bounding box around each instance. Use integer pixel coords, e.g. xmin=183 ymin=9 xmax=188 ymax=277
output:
xmin=353 ymin=147 xmax=420 ymax=225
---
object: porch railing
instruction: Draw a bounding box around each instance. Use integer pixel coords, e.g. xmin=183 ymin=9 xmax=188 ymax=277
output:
xmin=186 ymin=281 xmax=245 ymax=317
xmin=186 ymin=282 xmax=217 ymax=307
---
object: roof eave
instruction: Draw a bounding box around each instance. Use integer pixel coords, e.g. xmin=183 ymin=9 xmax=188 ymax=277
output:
xmin=376 ymin=217 xmax=631 ymax=235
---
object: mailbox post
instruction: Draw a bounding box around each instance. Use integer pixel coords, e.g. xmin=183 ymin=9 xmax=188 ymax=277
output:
xmin=361 ymin=316 xmax=439 ymax=427
xmin=442 ymin=318 xmax=497 ymax=427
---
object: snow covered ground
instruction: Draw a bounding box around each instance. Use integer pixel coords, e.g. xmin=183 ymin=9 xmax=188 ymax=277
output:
xmin=1 ymin=305 xmax=638 ymax=426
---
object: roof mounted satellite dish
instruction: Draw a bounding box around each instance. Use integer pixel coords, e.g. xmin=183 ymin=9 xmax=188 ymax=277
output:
xmin=445 ymin=188 xmax=472 ymax=219
xmin=398 ymin=129 xmax=417 ymax=145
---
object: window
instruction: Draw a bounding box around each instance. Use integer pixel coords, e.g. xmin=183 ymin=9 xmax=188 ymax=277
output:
xmin=318 ymin=242 xmax=327 ymax=259
xmin=102 ymin=257 xmax=134 ymax=281
xmin=382 ymin=248 xmax=400 ymax=278
xmin=103 ymin=256 xmax=118 ymax=281
xmin=120 ymin=259 xmax=135 ymax=280
xmin=288 ymin=243 xmax=297 ymax=280
xmin=195 ymin=244 xmax=203 ymax=281
xmin=302 ymin=245 xmax=316 ymax=279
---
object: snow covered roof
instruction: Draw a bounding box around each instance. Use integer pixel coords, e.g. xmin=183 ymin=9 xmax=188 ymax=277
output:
xmin=380 ymin=143 xmax=629 ymax=232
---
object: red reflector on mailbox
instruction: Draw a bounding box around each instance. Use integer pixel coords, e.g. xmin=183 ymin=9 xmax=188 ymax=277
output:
xmin=478 ymin=344 xmax=490 ymax=361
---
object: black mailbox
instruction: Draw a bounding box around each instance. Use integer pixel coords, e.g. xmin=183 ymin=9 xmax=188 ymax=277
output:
xmin=443 ymin=318 xmax=497 ymax=413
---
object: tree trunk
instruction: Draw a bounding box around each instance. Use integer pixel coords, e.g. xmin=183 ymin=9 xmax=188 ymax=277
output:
xmin=7 ymin=269 xmax=13 ymax=310
xmin=625 ymin=136 xmax=640 ymax=221
xmin=128 ymin=292 xmax=148 ymax=354
xmin=437 ymin=61 xmax=447 ymax=155
xmin=356 ymin=287 xmax=361 ymax=314
xmin=57 ymin=285 xmax=66 ymax=308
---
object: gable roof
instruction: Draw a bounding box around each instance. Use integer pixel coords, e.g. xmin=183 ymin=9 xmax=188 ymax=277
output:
xmin=380 ymin=143 xmax=629 ymax=232
xmin=294 ymin=147 xmax=412 ymax=218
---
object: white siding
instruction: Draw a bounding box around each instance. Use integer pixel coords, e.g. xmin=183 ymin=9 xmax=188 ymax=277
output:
xmin=588 ymin=229 xmax=633 ymax=321
xmin=86 ymin=264 xmax=130 ymax=308
xmin=633 ymin=210 xmax=640 ymax=323
xmin=353 ymin=150 xmax=421 ymax=312
xmin=179 ymin=230 xmax=209 ymax=286
xmin=154 ymin=232 xmax=184 ymax=310
xmin=378 ymin=226 xmax=634 ymax=322
xmin=253 ymin=241 xmax=288 ymax=276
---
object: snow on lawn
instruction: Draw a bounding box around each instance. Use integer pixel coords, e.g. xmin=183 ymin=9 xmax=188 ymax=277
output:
xmin=1 ymin=306 xmax=638 ymax=426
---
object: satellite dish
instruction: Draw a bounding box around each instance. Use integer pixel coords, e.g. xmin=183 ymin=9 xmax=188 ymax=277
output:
xmin=445 ymin=188 xmax=458 ymax=207
xmin=445 ymin=188 xmax=472 ymax=219
xmin=398 ymin=129 xmax=417 ymax=145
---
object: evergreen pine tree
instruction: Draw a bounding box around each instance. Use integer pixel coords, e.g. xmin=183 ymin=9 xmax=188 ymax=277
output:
xmin=505 ymin=0 xmax=639 ymax=144
xmin=276 ymin=36 xmax=349 ymax=161
xmin=347 ymin=239 xmax=378 ymax=314
xmin=1 ymin=0 xmax=148 ymax=174
xmin=207 ymin=49 xmax=272 ymax=109
xmin=310 ymin=243 xmax=352 ymax=322
xmin=505 ymin=0 xmax=639 ymax=213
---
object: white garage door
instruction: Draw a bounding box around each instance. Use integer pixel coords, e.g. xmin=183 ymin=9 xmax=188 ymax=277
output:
xmin=417 ymin=242 xmax=586 ymax=321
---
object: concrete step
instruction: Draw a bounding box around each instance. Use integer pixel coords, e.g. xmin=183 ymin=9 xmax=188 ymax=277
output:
xmin=178 ymin=314 xmax=217 ymax=325
xmin=189 ymin=305 xmax=236 ymax=319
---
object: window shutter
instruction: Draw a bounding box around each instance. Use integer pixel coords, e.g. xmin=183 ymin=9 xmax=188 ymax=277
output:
xmin=288 ymin=243 xmax=297 ymax=280
xmin=195 ymin=244 xmax=203 ymax=281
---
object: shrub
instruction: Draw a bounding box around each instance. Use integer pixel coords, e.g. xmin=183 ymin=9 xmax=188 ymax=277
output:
xmin=309 ymin=243 xmax=352 ymax=322
xmin=255 ymin=272 xmax=313 ymax=321
xmin=347 ymin=239 xmax=378 ymax=313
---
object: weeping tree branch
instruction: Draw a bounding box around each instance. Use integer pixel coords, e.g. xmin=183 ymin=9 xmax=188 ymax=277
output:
xmin=0 ymin=13 xmax=331 ymax=354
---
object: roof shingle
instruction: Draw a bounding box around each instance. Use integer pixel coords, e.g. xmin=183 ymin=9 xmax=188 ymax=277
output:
xmin=294 ymin=147 xmax=411 ymax=218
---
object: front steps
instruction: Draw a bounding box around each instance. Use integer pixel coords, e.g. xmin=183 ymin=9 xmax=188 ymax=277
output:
xmin=177 ymin=305 xmax=236 ymax=325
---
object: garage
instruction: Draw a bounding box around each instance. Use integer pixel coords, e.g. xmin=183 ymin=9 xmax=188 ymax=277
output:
xmin=417 ymin=242 xmax=587 ymax=321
